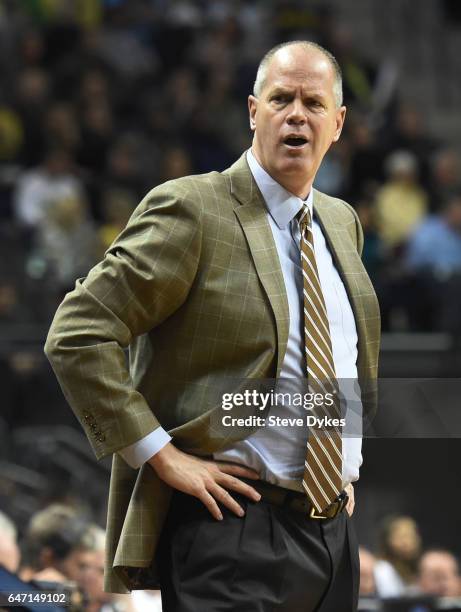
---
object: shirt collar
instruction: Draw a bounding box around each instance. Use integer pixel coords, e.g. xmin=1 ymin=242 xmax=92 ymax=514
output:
xmin=246 ymin=148 xmax=313 ymax=229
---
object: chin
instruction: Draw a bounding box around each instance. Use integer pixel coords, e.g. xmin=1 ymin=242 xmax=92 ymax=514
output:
xmin=280 ymin=158 xmax=313 ymax=176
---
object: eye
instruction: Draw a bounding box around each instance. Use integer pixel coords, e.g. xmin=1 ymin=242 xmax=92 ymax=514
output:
xmin=271 ymin=93 xmax=289 ymax=104
xmin=308 ymin=99 xmax=325 ymax=109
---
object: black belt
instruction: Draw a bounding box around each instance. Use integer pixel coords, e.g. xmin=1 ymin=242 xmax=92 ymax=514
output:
xmin=245 ymin=479 xmax=349 ymax=520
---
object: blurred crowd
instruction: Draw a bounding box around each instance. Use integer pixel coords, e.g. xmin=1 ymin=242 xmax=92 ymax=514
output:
xmin=0 ymin=505 xmax=162 ymax=611
xmin=1 ymin=0 xmax=461 ymax=337
xmin=1 ymin=506 xmax=460 ymax=611
xmin=359 ymin=515 xmax=461 ymax=605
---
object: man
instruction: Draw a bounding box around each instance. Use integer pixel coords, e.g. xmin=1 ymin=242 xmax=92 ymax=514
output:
xmin=418 ymin=549 xmax=460 ymax=598
xmin=19 ymin=504 xmax=92 ymax=584
xmin=404 ymin=192 xmax=461 ymax=333
xmin=45 ymin=41 xmax=380 ymax=611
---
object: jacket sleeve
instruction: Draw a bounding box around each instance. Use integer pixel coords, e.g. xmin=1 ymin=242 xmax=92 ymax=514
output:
xmin=44 ymin=182 xmax=202 ymax=460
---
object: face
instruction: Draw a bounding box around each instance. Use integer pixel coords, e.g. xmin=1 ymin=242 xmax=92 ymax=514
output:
xmin=388 ymin=518 xmax=421 ymax=560
xmin=76 ymin=550 xmax=110 ymax=604
xmin=248 ymin=45 xmax=346 ymax=198
xmin=419 ymin=553 xmax=460 ymax=597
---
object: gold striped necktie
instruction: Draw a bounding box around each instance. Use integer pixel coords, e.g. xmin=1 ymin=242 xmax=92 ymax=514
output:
xmin=298 ymin=204 xmax=343 ymax=512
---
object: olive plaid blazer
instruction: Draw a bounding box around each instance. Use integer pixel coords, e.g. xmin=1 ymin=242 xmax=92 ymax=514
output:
xmin=45 ymin=152 xmax=380 ymax=592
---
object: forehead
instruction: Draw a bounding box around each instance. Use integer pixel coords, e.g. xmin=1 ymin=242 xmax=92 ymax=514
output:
xmin=264 ymin=47 xmax=335 ymax=93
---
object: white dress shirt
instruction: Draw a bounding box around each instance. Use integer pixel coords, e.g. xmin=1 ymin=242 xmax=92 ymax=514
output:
xmin=119 ymin=150 xmax=363 ymax=489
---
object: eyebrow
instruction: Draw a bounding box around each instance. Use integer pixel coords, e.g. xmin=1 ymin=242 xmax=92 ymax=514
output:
xmin=268 ymin=87 xmax=326 ymax=101
xmin=268 ymin=87 xmax=292 ymax=96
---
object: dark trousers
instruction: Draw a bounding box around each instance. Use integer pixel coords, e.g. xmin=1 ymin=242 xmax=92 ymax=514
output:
xmin=157 ymin=489 xmax=359 ymax=612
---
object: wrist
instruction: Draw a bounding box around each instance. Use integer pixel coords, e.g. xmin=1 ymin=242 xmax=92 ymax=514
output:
xmin=148 ymin=441 xmax=175 ymax=471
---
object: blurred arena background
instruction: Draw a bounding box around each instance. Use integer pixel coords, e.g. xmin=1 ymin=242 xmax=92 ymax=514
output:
xmin=1 ymin=0 xmax=461 ymax=610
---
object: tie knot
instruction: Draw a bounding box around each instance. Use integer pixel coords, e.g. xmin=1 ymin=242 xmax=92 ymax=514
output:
xmin=297 ymin=204 xmax=311 ymax=232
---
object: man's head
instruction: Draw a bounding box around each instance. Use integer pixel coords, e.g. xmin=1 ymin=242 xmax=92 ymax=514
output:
xmin=379 ymin=515 xmax=422 ymax=562
xmin=20 ymin=504 xmax=91 ymax=580
xmin=248 ymin=41 xmax=345 ymax=199
xmin=418 ymin=549 xmax=460 ymax=597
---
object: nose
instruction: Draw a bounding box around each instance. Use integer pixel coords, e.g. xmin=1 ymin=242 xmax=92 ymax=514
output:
xmin=286 ymin=98 xmax=306 ymax=125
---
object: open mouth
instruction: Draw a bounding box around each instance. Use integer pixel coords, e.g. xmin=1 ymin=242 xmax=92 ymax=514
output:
xmin=283 ymin=136 xmax=308 ymax=147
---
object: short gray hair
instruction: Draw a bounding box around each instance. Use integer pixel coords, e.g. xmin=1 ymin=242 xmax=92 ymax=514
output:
xmin=253 ymin=41 xmax=343 ymax=108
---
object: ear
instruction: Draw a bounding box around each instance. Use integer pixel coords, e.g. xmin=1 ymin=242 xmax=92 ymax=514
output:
xmin=332 ymin=106 xmax=347 ymax=142
xmin=248 ymin=95 xmax=258 ymax=132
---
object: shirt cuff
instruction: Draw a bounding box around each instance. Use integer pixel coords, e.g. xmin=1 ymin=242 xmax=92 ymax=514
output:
xmin=118 ymin=427 xmax=172 ymax=469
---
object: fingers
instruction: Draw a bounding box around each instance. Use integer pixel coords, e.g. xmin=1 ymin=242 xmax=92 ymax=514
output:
xmin=346 ymin=498 xmax=355 ymax=516
xmin=207 ymin=482 xmax=246 ymax=518
xmin=194 ymin=481 xmax=247 ymax=520
xmin=216 ymin=473 xmax=261 ymax=502
xmin=216 ymin=462 xmax=260 ymax=480
xmin=345 ymin=483 xmax=355 ymax=516
xmin=193 ymin=469 xmax=262 ymax=520
xmin=197 ymin=489 xmax=224 ymax=521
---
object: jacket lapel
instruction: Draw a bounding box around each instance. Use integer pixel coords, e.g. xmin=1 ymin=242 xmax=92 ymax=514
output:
xmin=313 ymin=190 xmax=377 ymax=379
xmin=226 ymin=154 xmax=289 ymax=377
xmin=313 ymin=190 xmax=364 ymax=319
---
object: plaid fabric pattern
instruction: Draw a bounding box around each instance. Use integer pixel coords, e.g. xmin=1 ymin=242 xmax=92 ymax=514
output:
xmin=44 ymin=152 xmax=380 ymax=592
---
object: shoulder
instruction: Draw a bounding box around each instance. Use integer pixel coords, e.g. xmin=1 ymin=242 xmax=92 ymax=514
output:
xmin=128 ymin=171 xmax=229 ymax=225
xmin=314 ymin=189 xmax=363 ymax=254
xmin=142 ymin=171 xmax=224 ymax=202
xmin=313 ymin=189 xmax=360 ymax=223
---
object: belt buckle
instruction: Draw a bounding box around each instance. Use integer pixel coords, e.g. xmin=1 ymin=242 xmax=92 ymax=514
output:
xmin=309 ymin=505 xmax=328 ymax=520
xmin=309 ymin=492 xmax=349 ymax=520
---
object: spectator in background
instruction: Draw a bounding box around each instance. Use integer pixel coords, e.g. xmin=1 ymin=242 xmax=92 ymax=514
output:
xmin=99 ymin=188 xmax=136 ymax=250
xmin=13 ymin=148 xmax=84 ymax=229
xmin=19 ymin=504 xmax=91 ymax=584
xmin=418 ymin=549 xmax=460 ymax=598
xmin=429 ymin=148 xmax=461 ymax=212
xmin=346 ymin=116 xmax=384 ymax=200
xmin=18 ymin=504 xmax=129 ymax=610
xmin=406 ymin=194 xmax=461 ymax=277
xmin=383 ymin=106 xmax=438 ymax=189
xmin=0 ymin=511 xmax=21 ymax=574
xmin=104 ymin=135 xmax=148 ymax=199
xmin=374 ymin=515 xmax=422 ymax=598
xmin=160 ymin=145 xmax=193 ymax=183
xmin=359 ymin=547 xmax=377 ymax=597
xmin=355 ymin=198 xmax=385 ymax=281
xmin=405 ymin=193 xmax=461 ymax=335
xmin=78 ymin=99 xmax=114 ymax=175
xmin=330 ymin=25 xmax=377 ymax=112
xmin=76 ymin=525 xmax=138 ymax=612
xmin=13 ymin=67 xmax=51 ymax=166
xmin=375 ymin=150 xmax=428 ymax=251
xmin=44 ymin=102 xmax=81 ymax=157
xmin=35 ymin=194 xmax=101 ymax=293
